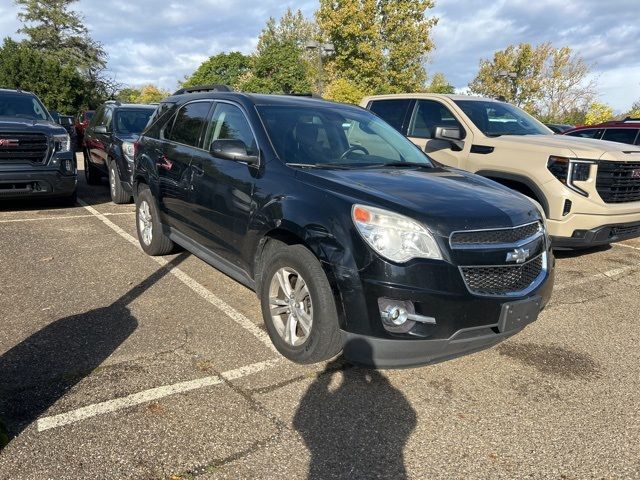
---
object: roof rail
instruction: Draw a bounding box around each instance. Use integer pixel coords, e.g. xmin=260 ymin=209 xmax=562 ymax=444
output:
xmin=105 ymin=100 xmax=121 ymax=105
xmin=286 ymin=93 xmax=323 ymax=99
xmin=623 ymin=116 xmax=640 ymax=122
xmin=173 ymin=84 xmax=233 ymax=95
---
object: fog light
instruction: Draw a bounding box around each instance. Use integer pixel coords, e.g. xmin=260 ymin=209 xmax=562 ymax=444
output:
xmin=378 ymin=298 xmax=416 ymax=334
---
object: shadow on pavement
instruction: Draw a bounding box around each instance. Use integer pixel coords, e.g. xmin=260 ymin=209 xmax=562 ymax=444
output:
xmin=293 ymin=339 xmax=417 ymax=480
xmin=0 ymin=252 xmax=189 ymax=449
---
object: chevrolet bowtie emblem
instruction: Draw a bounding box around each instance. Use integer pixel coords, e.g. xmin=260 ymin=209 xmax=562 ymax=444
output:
xmin=506 ymin=248 xmax=530 ymax=264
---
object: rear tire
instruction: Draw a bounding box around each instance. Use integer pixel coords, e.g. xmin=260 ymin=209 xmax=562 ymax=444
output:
xmin=109 ymin=160 xmax=131 ymax=204
xmin=84 ymin=149 xmax=102 ymax=185
xmin=259 ymin=241 xmax=342 ymax=364
xmin=135 ymin=184 xmax=174 ymax=255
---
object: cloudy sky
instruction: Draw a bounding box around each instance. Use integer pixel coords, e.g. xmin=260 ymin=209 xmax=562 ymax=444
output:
xmin=1 ymin=0 xmax=638 ymax=112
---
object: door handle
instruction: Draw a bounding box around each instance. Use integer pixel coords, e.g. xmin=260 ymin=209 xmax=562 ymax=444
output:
xmin=191 ymin=164 xmax=204 ymax=176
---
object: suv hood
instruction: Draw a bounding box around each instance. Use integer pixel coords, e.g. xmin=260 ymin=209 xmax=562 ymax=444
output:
xmin=0 ymin=116 xmax=66 ymax=135
xmin=296 ymin=166 xmax=540 ymax=236
xmin=490 ymin=133 xmax=640 ymax=161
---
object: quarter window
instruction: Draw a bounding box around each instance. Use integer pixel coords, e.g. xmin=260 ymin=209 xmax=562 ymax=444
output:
xmin=166 ymin=102 xmax=212 ymax=147
xmin=408 ymin=100 xmax=464 ymax=139
xmin=368 ymin=99 xmax=412 ymax=132
xmin=601 ymin=128 xmax=638 ymax=145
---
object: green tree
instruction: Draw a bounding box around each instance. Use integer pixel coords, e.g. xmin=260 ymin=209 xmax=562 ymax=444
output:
xmin=0 ymin=38 xmax=89 ymax=114
xmin=584 ymin=102 xmax=613 ymax=125
xmin=425 ymin=72 xmax=455 ymax=94
xmin=183 ymin=52 xmax=252 ymax=89
xmin=627 ymin=99 xmax=640 ymax=118
xmin=115 ymin=87 xmax=141 ymax=103
xmin=469 ymin=43 xmax=595 ymax=120
xmin=15 ymin=0 xmax=106 ymax=69
xmin=317 ymin=0 xmax=437 ymax=97
xmin=239 ymin=9 xmax=314 ymax=94
xmin=323 ymin=78 xmax=367 ymax=104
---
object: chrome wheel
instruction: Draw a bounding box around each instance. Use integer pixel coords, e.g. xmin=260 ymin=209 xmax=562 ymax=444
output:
xmin=138 ymin=200 xmax=153 ymax=246
xmin=268 ymin=267 xmax=313 ymax=346
xmin=109 ymin=166 xmax=117 ymax=197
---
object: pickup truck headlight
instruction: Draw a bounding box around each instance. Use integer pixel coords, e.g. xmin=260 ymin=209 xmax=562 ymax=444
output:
xmin=547 ymin=156 xmax=595 ymax=197
xmin=122 ymin=141 xmax=135 ymax=162
xmin=53 ymin=133 xmax=71 ymax=153
xmin=352 ymin=204 xmax=443 ymax=263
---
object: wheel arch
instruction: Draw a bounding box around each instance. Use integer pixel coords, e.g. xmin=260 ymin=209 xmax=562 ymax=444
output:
xmin=476 ymin=170 xmax=550 ymax=216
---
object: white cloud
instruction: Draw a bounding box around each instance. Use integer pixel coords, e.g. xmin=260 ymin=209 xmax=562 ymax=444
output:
xmin=1 ymin=1 xmax=638 ymax=110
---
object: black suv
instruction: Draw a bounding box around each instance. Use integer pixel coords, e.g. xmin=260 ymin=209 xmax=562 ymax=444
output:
xmin=0 ymin=88 xmax=76 ymax=202
xmin=133 ymin=89 xmax=554 ymax=368
xmin=83 ymin=101 xmax=156 ymax=203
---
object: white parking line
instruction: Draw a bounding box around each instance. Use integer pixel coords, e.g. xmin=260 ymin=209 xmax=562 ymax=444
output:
xmin=77 ymin=199 xmax=278 ymax=353
xmin=555 ymin=264 xmax=640 ymax=291
xmin=37 ymin=358 xmax=280 ymax=432
xmin=615 ymin=242 xmax=640 ymax=252
xmin=0 ymin=211 xmax=134 ymax=223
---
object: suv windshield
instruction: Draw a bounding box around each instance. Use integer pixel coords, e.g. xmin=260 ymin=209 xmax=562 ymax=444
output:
xmin=454 ymin=100 xmax=550 ymax=137
xmin=0 ymin=93 xmax=49 ymax=120
xmin=257 ymin=105 xmax=433 ymax=168
xmin=114 ymin=109 xmax=154 ymax=135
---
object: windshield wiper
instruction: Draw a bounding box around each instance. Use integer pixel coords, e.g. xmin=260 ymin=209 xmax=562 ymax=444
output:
xmin=359 ymin=162 xmax=430 ymax=169
xmin=286 ymin=163 xmax=352 ymax=170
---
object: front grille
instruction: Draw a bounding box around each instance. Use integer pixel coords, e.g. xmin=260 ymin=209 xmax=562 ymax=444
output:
xmin=450 ymin=222 xmax=541 ymax=247
xmin=0 ymin=132 xmax=49 ymax=164
xmin=596 ymin=161 xmax=640 ymax=203
xmin=460 ymin=254 xmax=544 ymax=296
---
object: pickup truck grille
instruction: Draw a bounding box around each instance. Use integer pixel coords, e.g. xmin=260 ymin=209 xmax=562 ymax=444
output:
xmin=450 ymin=221 xmax=541 ymax=247
xmin=460 ymin=254 xmax=544 ymax=296
xmin=596 ymin=161 xmax=640 ymax=203
xmin=0 ymin=132 xmax=49 ymax=164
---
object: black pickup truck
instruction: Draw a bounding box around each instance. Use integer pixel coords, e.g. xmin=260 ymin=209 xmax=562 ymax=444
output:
xmin=0 ymin=88 xmax=77 ymax=202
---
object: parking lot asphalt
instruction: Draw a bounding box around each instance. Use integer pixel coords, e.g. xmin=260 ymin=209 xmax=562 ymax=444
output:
xmin=1 ymin=157 xmax=639 ymax=479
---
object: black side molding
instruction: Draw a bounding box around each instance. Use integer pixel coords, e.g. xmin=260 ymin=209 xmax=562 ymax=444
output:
xmin=470 ymin=145 xmax=494 ymax=154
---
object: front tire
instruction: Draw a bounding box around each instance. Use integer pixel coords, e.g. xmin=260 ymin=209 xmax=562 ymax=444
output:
xmin=109 ymin=160 xmax=131 ymax=204
xmin=259 ymin=241 xmax=342 ymax=364
xmin=135 ymin=184 xmax=174 ymax=255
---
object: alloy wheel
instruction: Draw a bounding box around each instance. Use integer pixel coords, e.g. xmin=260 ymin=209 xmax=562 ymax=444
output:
xmin=268 ymin=267 xmax=313 ymax=346
xmin=138 ymin=200 xmax=153 ymax=246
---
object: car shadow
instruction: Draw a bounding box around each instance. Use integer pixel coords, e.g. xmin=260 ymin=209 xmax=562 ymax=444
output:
xmin=553 ymin=244 xmax=612 ymax=258
xmin=0 ymin=252 xmax=189 ymax=449
xmin=293 ymin=339 xmax=417 ymax=479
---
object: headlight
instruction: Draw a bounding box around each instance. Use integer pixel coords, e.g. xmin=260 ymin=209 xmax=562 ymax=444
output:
xmin=122 ymin=141 xmax=135 ymax=162
xmin=352 ymin=204 xmax=442 ymax=263
xmin=53 ymin=134 xmax=71 ymax=153
xmin=547 ymin=156 xmax=595 ymax=197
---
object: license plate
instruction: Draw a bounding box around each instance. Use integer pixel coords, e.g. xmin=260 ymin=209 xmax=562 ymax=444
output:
xmin=498 ymin=296 xmax=542 ymax=333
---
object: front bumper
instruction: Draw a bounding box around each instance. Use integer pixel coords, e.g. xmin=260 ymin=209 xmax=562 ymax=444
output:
xmin=333 ymin=246 xmax=555 ymax=369
xmin=551 ymin=220 xmax=640 ymax=248
xmin=0 ymin=168 xmax=77 ymax=199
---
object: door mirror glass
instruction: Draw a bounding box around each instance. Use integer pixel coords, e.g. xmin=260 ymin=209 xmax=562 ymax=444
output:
xmin=210 ymin=139 xmax=259 ymax=165
xmin=433 ymin=126 xmax=464 ymax=150
xmin=94 ymin=125 xmax=108 ymax=134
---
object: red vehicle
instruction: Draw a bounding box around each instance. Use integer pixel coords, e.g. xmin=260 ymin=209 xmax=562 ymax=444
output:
xmin=74 ymin=110 xmax=95 ymax=150
xmin=563 ymin=117 xmax=640 ymax=146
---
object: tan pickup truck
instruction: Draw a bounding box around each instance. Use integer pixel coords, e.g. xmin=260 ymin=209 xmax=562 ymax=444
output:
xmin=362 ymin=94 xmax=640 ymax=247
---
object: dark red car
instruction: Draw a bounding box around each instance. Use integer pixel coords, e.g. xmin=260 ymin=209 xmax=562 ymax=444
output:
xmin=74 ymin=110 xmax=95 ymax=150
xmin=564 ymin=117 xmax=640 ymax=146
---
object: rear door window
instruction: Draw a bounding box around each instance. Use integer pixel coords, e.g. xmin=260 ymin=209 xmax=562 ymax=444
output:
xmin=165 ymin=101 xmax=212 ymax=148
xmin=408 ymin=100 xmax=464 ymax=139
xmin=565 ymin=129 xmax=603 ymax=139
xmin=368 ymin=99 xmax=412 ymax=133
xmin=601 ymin=128 xmax=639 ymax=145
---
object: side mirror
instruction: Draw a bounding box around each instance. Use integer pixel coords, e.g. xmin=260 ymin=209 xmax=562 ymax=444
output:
xmin=433 ymin=126 xmax=464 ymax=150
xmin=94 ymin=125 xmax=108 ymax=134
xmin=210 ymin=139 xmax=259 ymax=166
